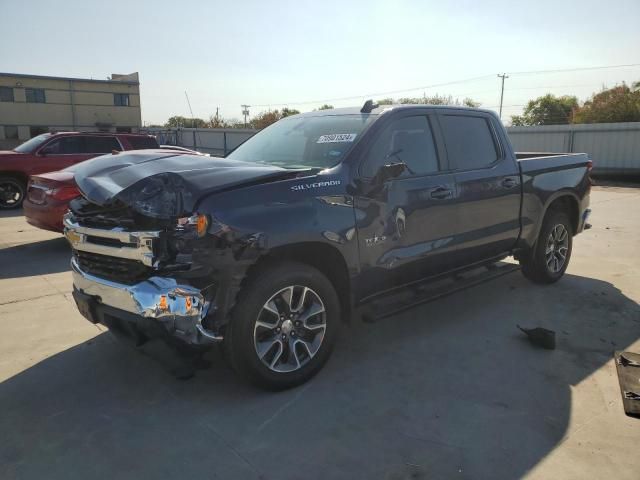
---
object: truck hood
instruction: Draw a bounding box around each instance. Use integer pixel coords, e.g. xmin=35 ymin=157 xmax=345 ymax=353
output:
xmin=72 ymin=150 xmax=304 ymax=214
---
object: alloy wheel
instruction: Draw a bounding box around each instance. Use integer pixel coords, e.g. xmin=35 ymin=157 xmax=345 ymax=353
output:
xmin=0 ymin=181 xmax=22 ymax=208
xmin=253 ymin=285 xmax=327 ymax=373
xmin=545 ymin=224 xmax=569 ymax=273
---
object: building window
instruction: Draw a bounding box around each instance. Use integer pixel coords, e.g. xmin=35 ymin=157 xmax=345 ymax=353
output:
xmin=30 ymin=126 xmax=49 ymax=138
xmin=25 ymin=88 xmax=46 ymax=103
xmin=4 ymin=126 xmax=19 ymax=139
xmin=114 ymin=93 xmax=130 ymax=106
xmin=0 ymin=87 xmax=14 ymax=102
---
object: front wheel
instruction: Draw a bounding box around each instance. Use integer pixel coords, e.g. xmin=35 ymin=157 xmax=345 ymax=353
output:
xmin=224 ymin=262 xmax=341 ymax=390
xmin=520 ymin=209 xmax=573 ymax=284
xmin=0 ymin=176 xmax=26 ymax=209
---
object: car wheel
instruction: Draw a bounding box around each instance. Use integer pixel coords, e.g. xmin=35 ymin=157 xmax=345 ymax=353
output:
xmin=0 ymin=176 xmax=26 ymax=209
xmin=224 ymin=262 xmax=340 ymax=390
xmin=520 ymin=209 xmax=573 ymax=284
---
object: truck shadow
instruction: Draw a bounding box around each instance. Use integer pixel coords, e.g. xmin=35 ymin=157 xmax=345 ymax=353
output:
xmin=0 ymin=271 xmax=638 ymax=479
xmin=0 ymin=236 xmax=69 ymax=279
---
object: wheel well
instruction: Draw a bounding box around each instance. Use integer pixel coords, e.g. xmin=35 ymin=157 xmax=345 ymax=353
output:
xmin=0 ymin=171 xmax=28 ymax=185
xmin=546 ymin=195 xmax=579 ymax=234
xmin=251 ymin=242 xmax=352 ymax=322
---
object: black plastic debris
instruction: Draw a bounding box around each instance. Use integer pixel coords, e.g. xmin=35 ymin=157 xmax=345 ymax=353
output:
xmin=517 ymin=325 xmax=556 ymax=350
xmin=615 ymin=351 xmax=640 ymax=417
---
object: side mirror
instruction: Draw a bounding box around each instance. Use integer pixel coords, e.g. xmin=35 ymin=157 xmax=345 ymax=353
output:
xmin=374 ymin=162 xmax=407 ymax=184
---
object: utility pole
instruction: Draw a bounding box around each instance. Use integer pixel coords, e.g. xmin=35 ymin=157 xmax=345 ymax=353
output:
xmin=241 ymin=105 xmax=250 ymax=128
xmin=497 ymin=73 xmax=509 ymax=120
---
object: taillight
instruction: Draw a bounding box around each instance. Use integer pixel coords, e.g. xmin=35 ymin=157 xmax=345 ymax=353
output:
xmin=47 ymin=186 xmax=80 ymax=201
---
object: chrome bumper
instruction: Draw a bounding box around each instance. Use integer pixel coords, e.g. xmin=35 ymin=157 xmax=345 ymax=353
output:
xmin=63 ymin=214 xmax=160 ymax=267
xmin=71 ymin=257 xmax=221 ymax=344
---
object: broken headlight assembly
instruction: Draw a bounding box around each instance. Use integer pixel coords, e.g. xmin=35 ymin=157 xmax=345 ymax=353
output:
xmin=116 ymin=173 xmax=194 ymax=219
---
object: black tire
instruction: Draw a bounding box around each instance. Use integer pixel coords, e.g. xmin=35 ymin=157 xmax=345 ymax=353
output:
xmin=0 ymin=176 xmax=26 ymax=209
xmin=520 ymin=209 xmax=573 ymax=284
xmin=224 ymin=262 xmax=341 ymax=390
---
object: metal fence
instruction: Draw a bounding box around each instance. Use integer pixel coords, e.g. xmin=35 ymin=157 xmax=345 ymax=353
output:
xmin=143 ymin=127 xmax=258 ymax=157
xmin=144 ymin=122 xmax=640 ymax=176
xmin=506 ymin=122 xmax=640 ymax=176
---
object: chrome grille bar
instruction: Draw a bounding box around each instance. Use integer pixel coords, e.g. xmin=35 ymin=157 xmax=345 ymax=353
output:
xmin=63 ymin=213 xmax=160 ymax=267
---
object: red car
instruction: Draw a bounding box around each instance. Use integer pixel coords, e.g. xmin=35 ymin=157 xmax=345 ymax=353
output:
xmin=23 ymin=145 xmax=206 ymax=233
xmin=0 ymin=131 xmax=159 ymax=210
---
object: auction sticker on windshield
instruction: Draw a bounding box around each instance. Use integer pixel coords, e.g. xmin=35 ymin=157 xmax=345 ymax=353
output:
xmin=316 ymin=133 xmax=357 ymax=143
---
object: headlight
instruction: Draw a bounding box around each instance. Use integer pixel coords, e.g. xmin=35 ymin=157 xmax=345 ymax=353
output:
xmin=116 ymin=173 xmax=193 ymax=219
xmin=177 ymin=213 xmax=210 ymax=237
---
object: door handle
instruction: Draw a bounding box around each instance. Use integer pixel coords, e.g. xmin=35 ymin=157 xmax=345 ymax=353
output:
xmin=502 ymin=177 xmax=518 ymax=189
xmin=430 ymin=186 xmax=452 ymax=200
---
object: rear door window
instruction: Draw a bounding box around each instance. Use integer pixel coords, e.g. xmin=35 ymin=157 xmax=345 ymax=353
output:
xmin=127 ymin=136 xmax=159 ymax=149
xmin=362 ymin=116 xmax=439 ymax=178
xmin=85 ymin=136 xmax=121 ymax=153
xmin=439 ymin=115 xmax=499 ymax=170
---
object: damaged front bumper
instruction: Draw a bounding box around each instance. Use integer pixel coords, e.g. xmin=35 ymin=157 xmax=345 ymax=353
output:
xmin=71 ymin=257 xmax=222 ymax=346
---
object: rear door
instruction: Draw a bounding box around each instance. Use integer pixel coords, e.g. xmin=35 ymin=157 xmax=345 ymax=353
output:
xmin=353 ymin=111 xmax=458 ymax=300
xmin=84 ymin=135 xmax=122 ymax=158
xmin=436 ymin=112 xmax=521 ymax=265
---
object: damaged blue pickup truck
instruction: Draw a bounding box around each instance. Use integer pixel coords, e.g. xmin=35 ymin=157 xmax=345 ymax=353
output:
xmin=65 ymin=102 xmax=591 ymax=389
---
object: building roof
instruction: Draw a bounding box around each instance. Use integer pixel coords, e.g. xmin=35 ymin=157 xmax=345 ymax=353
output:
xmin=0 ymin=72 xmax=139 ymax=85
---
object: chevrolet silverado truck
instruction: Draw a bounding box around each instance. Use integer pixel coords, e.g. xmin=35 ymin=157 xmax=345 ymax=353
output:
xmin=64 ymin=102 xmax=591 ymax=389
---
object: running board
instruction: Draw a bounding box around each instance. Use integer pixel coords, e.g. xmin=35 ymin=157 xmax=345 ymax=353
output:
xmin=360 ymin=261 xmax=520 ymax=323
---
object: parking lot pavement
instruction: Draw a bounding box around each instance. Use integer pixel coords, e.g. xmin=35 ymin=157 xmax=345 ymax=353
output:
xmin=1 ymin=185 xmax=639 ymax=480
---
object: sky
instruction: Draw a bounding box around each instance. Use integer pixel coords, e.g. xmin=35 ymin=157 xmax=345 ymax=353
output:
xmin=1 ymin=0 xmax=639 ymax=125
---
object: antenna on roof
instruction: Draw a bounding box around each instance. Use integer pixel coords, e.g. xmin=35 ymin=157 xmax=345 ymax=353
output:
xmin=360 ymin=99 xmax=378 ymax=113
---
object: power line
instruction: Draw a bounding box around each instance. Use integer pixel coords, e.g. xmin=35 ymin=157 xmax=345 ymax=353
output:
xmin=247 ymin=62 xmax=640 ymax=110
xmin=509 ymin=63 xmax=640 ymax=76
xmin=250 ymin=74 xmax=496 ymax=108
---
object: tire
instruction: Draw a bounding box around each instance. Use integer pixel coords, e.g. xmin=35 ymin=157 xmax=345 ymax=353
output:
xmin=0 ymin=176 xmax=26 ymax=209
xmin=224 ymin=262 xmax=341 ymax=390
xmin=520 ymin=209 xmax=573 ymax=284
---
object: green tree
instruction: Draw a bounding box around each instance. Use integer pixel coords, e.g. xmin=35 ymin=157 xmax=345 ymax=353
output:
xmin=250 ymin=108 xmax=300 ymax=129
xmin=281 ymin=108 xmax=301 ymax=118
xmin=397 ymin=94 xmax=479 ymax=107
xmin=374 ymin=95 xmax=479 ymax=108
xmin=317 ymin=104 xmax=334 ymax=110
xmin=164 ymin=116 xmax=208 ymax=128
xmin=251 ymin=111 xmax=281 ymax=129
xmin=572 ymin=83 xmax=640 ymax=124
xmin=510 ymin=94 xmax=578 ymax=126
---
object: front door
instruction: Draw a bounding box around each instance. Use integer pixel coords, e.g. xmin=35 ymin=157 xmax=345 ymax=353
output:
xmin=35 ymin=136 xmax=93 ymax=174
xmin=353 ymin=113 xmax=458 ymax=301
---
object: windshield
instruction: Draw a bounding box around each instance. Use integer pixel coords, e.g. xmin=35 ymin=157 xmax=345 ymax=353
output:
xmin=13 ymin=133 xmax=52 ymax=153
xmin=227 ymin=114 xmax=376 ymax=169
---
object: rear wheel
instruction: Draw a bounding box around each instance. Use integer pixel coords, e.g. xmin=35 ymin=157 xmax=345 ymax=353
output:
xmin=0 ymin=176 xmax=25 ymax=209
xmin=520 ymin=209 xmax=573 ymax=284
xmin=224 ymin=262 xmax=340 ymax=390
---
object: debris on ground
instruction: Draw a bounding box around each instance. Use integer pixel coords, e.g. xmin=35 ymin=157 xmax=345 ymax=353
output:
xmin=517 ymin=325 xmax=556 ymax=350
xmin=615 ymin=351 xmax=640 ymax=417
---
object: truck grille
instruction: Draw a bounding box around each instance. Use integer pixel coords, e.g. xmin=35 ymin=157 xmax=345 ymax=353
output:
xmin=74 ymin=251 xmax=152 ymax=284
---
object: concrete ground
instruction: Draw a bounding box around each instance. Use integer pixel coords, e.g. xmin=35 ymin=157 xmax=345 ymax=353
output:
xmin=1 ymin=185 xmax=639 ymax=480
